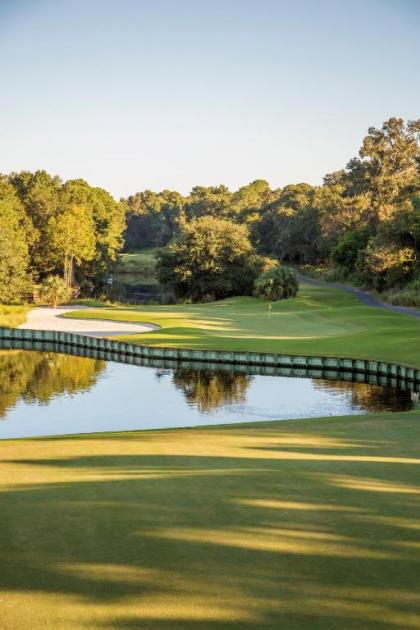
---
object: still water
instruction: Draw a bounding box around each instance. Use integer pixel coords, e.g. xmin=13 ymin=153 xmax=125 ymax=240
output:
xmin=0 ymin=348 xmax=416 ymax=440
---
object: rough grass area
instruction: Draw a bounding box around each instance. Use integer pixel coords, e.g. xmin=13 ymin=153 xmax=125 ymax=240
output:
xmin=1 ymin=411 xmax=420 ymax=629
xmin=381 ymin=287 xmax=420 ymax=308
xmin=114 ymin=249 xmax=158 ymax=286
xmin=64 ymin=283 xmax=420 ymax=367
xmin=0 ymin=304 xmax=29 ymax=328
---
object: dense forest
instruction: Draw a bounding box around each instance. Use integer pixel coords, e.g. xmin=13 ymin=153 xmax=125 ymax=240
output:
xmin=0 ymin=117 xmax=419 ymax=305
xmin=124 ymin=117 xmax=420 ymax=300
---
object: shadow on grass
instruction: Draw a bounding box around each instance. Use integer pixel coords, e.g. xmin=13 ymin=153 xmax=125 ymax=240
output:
xmin=2 ymin=421 xmax=420 ymax=630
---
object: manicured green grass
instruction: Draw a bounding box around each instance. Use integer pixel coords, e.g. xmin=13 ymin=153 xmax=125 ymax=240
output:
xmin=4 ymin=284 xmax=420 ymax=628
xmin=114 ymin=249 xmax=158 ymax=286
xmin=64 ymin=283 xmax=420 ymax=367
xmin=0 ymin=304 xmax=29 ymax=328
xmin=1 ymin=411 xmax=420 ymax=629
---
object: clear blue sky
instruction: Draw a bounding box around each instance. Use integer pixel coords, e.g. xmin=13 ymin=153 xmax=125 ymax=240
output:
xmin=0 ymin=0 xmax=419 ymax=199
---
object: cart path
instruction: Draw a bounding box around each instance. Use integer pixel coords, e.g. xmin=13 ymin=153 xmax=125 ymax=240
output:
xmin=300 ymin=275 xmax=420 ymax=319
xmin=19 ymin=306 xmax=159 ymax=338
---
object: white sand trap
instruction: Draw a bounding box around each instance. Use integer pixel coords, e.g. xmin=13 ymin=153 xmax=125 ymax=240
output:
xmin=19 ymin=306 xmax=159 ymax=338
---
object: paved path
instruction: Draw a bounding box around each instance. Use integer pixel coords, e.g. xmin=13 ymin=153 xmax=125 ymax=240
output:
xmin=19 ymin=306 xmax=159 ymax=338
xmin=300 ymin=275 xmax=420 ymax=319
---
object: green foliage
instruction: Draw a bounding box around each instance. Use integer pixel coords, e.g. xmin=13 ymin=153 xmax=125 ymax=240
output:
xmin=358 ymin=239 xmax=417 ymax=290
xmin=0 ymin=304 xmax=30 ymax=327
xmin=82 ymin=186 xmax=126 ymax=292
xmin=119 ymin=117 xmax=420 ymax=297
xmin=331 ymin=228 xmax=370 ymax=276
xmin=344 ymin=118 xmax=420 ymax=221
xmin=184 ymin=185 xmax=232 ymax=220
xmin=1 ymin=116 xmax=419 ymax=304
xmin=156 ymin=216 xmax=261 ymax=301
xmin=255 ymin=266 xmax=299 ymax=303
xmin=9 ymin=170 xmax=61 ymax=276
xmin=123 ymin=181 xmax=273 ymax=252
xmin=37 ymin=275 xmax=72 ymax=307
xmin=254 ymin=184 xmax=321 ymax=264
xmin=0 ymin=179 xmax=32 ymax=303
xmin=123 ymin=190 xmax=185 ymax=250
xmin=3 ymin=172 xmax=126 ymax=299
xmin=47 ymin=187 xmax=96 ymax=287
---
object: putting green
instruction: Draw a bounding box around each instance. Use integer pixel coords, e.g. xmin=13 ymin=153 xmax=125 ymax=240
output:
xmin=67 ymin=283 xmax=420 ymax=367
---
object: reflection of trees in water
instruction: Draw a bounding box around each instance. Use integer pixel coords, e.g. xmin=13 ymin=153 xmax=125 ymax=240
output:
xmin=172 ymin=369 xmax=252 ymax=412
xmin=0 ymin=350 xmax=106 ymax=418
xmin=313 ymin=378 xmax=412 ymax=412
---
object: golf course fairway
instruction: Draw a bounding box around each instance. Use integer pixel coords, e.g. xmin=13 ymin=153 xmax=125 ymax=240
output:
xmin=1 ymin=283 xmax=420 ymax=629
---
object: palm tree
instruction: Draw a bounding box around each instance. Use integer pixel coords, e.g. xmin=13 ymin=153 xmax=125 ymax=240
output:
xmin=255 ymin=266 xmax=299 ymax=315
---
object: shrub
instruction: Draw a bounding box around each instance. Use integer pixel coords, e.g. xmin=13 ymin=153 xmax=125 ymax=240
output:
xmin=37 ymin=275 xmax=72 ymax=308
xmin=332 ymin=228 xmax=370 ymax=277
xmin=255 ymin=266 xmax=299 ymax=304
xmin=358 ymin=240 xmax=417 ymax=291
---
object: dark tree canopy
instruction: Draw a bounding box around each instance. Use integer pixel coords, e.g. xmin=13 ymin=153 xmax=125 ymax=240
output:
xmin=156 ymin=216 xmax=263 ymax=301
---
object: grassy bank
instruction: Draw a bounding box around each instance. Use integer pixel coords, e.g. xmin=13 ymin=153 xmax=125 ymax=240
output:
xmin=1 ymin=411 xmax=420 ymax=629
xmin=65 ymin=283 xmax=420 ymax=367
xmin=114 ymin=249 xmax=158 ymax=286
xmin=0 ymin=304 xmax=29 ymax=328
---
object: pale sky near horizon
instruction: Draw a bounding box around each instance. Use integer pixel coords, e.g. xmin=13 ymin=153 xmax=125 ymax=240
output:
xmin=0 ymin=0 xmax=419 ymax=199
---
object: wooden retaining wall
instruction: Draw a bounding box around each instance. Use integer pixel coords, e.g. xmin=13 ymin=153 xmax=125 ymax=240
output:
xmin=1 ymin=327 xmax=419 ymax=392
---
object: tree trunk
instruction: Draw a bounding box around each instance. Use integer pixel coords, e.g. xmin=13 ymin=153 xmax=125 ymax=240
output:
xmin=64 ymin=255 xmax=74 ymax=288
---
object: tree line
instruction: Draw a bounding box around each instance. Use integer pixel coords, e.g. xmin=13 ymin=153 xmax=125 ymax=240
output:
xmin=125 ymin=117 xmax=420 ymax=295
xmin=1 ymin=116 xmax=419 ymax=305
xmin=0 ymin=172 xmax=125 ymax=303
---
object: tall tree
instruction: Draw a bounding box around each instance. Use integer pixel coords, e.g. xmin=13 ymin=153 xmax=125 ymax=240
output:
xmin=9 ymin=170 xmax=62 ymax=277
xmin=255 ymin=184 xmax=320 ymax=263
xmin=83 ymin=187 xmax=126 ymax=291
xmin=123 ymin=190 xmax=185 ymax=250
xmin=0 ymin=179 xmax=32 ymax=303
xmin=47 ymin=180 xmax=96 ymax=287
xmin=344 ymin=118 xmax=420 ymax=223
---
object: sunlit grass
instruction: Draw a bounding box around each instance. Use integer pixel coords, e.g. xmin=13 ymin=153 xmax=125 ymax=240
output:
xmin=0 ymin=304 xmax=29 ymax=328
xmin=1 ymin=411 xmax=420 ymax=629
xmin=63 ymin=283 xmax=420 ymax=367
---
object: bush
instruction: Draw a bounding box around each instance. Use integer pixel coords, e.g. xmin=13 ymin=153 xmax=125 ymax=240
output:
xmin=332 ymin=228 xmax=370 ymax=277
xmin=36 ymin=275 xmax=72 ymax=308
xmin=255 ymin=266 xmax=299 ymax=303
xmin=358 ymin=240 xmax=417 ymax=291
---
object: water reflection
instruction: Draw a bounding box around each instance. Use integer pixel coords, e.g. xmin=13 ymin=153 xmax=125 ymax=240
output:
xmin=313 ymin=379 xmax=414 ymax=413
xmin=0 ymin=350 xmax=106 ymax=419
xmin=172 ymin=368 xmax=251 ymax=412
xmin=0 ymin=342 xmax=418 ymax=439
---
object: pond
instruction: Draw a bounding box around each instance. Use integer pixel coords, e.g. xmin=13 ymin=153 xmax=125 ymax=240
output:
xmin=0 ymin=346 xmax=417 ymax=440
